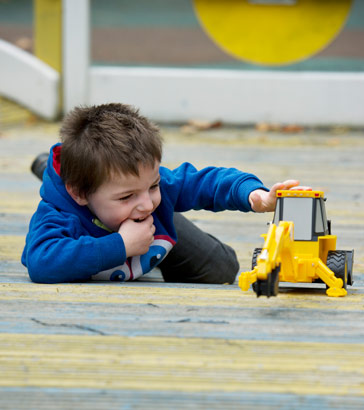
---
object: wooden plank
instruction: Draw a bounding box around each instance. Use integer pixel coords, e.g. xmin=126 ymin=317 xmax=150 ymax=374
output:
xmin=1 ymin=122 xmax=364 ymax=409
xmin=1 ymin=333 xmax=364 ymax=396
xmin=1 ymin=281 xmax=364 ymax=344
xmin=0 ymin=236 xmax=26 ymax=261
xmin=1 ymin=388 xmax=363 ymax=410
xmin=0 ymin=282 xmax=363 ymax=310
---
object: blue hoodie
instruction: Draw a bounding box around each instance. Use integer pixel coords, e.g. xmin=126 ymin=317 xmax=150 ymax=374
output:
xmin=22 ymin=143 xmax=267 ymax=283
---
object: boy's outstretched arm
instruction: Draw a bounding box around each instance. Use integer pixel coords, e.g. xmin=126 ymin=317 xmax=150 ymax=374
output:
xmin=249 ymin=179 xmax=305 ymax=212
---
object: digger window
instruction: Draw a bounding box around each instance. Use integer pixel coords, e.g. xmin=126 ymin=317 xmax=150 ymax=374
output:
xmin=281 ymin=198 xmax=313 ymax=240
xmin=273 ymin=199 xmax=280 ymax=225
xmin=315 ymin=199 xmax=324 ymax=234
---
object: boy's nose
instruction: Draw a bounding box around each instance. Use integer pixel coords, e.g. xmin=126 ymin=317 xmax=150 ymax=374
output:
xmin=137 ymin=193 xmax=154 ymax=212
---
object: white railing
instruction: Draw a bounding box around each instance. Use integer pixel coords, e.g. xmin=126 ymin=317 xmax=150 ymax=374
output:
xmin=1 ymin=0 xmax=364 ymax=125
xmin=88 ymin=66 xmax=364 ymax=126
xmin=0 ymin=39 xmax=59 ymax=120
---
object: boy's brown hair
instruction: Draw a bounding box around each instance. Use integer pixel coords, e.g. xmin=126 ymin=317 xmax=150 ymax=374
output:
xmin=60 ymin=103 xmax=162 ymax=198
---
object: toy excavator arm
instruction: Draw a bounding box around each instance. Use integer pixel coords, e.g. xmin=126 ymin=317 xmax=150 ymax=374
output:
xmin=239 ymin=221 xmax=294 ymax=296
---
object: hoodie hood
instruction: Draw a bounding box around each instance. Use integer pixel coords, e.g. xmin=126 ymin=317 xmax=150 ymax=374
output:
xmin=41 ymin=143 xmax=105 ymax=236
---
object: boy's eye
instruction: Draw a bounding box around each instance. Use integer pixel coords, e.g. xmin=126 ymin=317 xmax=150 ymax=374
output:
xmin=119 ymin=194 xmax=132 ymax=201
xmin=150 ymin=183 xmax=160 ymax=191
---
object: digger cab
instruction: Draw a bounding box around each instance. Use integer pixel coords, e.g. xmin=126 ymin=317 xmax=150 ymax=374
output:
xmin=240 ymin=189 xmax=354 ymax=297
xmin=272 ymin=190 xmax=330 ymax=241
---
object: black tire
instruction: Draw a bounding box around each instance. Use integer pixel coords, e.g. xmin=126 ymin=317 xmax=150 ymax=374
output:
xmin=345 ymin=250 xmax=354 ymax=286
xmin=326 ymin=250 xmax=347 ymax=289
xmin=251 ymin=248 xmax=262 ymax=269
xmin=253 ymin=266 xmax=280 ymax=298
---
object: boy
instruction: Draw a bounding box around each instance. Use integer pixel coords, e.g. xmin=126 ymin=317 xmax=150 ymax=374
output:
xmin=22 ymin=103 xmax=300 ymax=284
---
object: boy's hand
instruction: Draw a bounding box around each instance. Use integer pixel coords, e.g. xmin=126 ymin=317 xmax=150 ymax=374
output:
xmin=249 ymin=179 xmax=305 ymax=213
xmin=119 ymin=215 xmax=156 ymax=257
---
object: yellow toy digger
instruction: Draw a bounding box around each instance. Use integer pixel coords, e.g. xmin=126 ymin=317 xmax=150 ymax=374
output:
xmin=239 ymin=190 xmax=354 ymax=297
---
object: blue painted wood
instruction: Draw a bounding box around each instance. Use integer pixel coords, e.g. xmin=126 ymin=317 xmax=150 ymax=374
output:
xmin=1 ymin=387 xmax=364 ymax=410
xmin=1 ymin=122 xmax=364 ymax=408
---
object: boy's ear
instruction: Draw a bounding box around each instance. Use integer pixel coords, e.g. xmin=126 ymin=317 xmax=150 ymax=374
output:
xmin=65 ymin=184 xmax=88 ymax=206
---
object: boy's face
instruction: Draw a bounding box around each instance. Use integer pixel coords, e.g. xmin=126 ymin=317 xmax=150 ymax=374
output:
xmin=83 ymin=162 xmax=161 ymax=232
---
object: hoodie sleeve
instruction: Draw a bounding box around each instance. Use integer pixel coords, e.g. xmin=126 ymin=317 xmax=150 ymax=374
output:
xmin=22 ymin=206 xmax=126 ymax=284
xmin=160 ymin=163 xmax=268 ymax=213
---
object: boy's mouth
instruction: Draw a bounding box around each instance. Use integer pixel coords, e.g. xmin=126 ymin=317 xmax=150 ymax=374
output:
xmin=133 ymin=212 xmax=153 ymax=223
xmin=134 ymin=217 xmax=147 ymax=223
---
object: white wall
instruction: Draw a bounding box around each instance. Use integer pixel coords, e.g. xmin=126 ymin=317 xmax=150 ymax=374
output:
xmin=0 ymin=39 xmax=59 ymax=120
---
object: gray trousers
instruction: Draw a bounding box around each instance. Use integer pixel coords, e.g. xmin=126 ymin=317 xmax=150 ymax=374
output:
xmin=158 ymin=213 xmax=239 ymax=284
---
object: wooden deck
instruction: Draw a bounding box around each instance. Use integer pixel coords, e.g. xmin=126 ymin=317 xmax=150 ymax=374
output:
xmin=1 ymin=114 xmax=364 ymax=408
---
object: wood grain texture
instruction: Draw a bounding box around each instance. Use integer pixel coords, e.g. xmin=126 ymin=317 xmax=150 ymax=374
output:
xmin=1 ymin=333 xmax=364 ymax=395
xmin=1 ymin=120 xmax=364 ymax=408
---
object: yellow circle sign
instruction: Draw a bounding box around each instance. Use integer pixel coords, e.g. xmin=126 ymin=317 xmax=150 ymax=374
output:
xmin=193 ymin=0 xmax=352 ymax=66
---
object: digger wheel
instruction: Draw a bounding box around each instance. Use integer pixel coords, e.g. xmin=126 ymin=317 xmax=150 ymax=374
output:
xmin=326 ymin=250 xmax=347 ymax=290
xmin=251 ymin=248 xmax=262 ymax=269
xmin=253 ymin=266 xmax=280 ymax=298
xmin=345 ymin=250 xmax=354 ymax=286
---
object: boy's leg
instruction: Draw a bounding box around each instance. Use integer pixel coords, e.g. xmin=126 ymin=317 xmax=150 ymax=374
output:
xmin=158 ymin=212 xmax=239 ymax=284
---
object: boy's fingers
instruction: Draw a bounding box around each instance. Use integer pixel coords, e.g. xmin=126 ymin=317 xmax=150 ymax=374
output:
xmin=279 ymin=179 xmax=300 ymax=190
xmin=290 ymin=185 xmax=312 ymax=191
xmin=277 ymin=181 xmax=312 ymax=191
xmin=269 ymin=183 xmax=282 ymax=194
xmin=146 ymin=215 xmax=154 ymax=224
xmin=268 ymin=180 xmax=300 ymax=196
xmin=140 ymin=216 xmax=155 ymax=235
